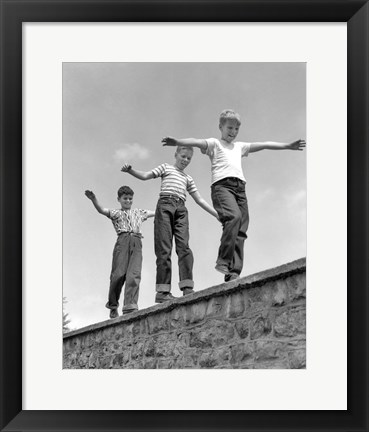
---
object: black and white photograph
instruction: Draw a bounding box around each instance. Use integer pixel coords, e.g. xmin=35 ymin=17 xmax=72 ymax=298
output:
xmin=62 ymin=62 xmax=306 ymax=369
xmin=2 ymin=0 xmax=368 ymax=428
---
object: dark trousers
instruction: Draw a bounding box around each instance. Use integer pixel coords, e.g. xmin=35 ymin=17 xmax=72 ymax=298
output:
xmin=154 ymin=196 xmax=194 ymax=292
xmin=106 ymin=232 xmax=142 ymax=312
xmin=211 ymin=177 xmax=249 ymax=276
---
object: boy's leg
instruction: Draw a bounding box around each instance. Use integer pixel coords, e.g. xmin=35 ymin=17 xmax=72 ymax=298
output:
xmin=106 ymin=234 xmax=129 ymax=313
xmin=123 ymin=235 xmax=142 ymax=314
xmin=229 ymin=186 xmax=249 ymax=277
xmin=154 ymin=198 xmax=174 ymax=293
xmin=211 ymin=179 xmax=243 ymax=272
xmin=174 ymin=203 xmax=194 ymax=293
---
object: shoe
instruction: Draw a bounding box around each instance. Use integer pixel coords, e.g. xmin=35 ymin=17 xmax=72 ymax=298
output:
xmin=182 ymin=288 xmax=194 ymax=296
xmin=215 ymin=263 xmax=229 ymax=275
xmin=155 ymin=292 xmax=177 ymax=303
xmin=225 ymin=273 xmax=239 ymax=282
xmin=109 ymin=309 xmax=119 ymax=319
xmin=122 ymin=309 xmax=137 ymax=315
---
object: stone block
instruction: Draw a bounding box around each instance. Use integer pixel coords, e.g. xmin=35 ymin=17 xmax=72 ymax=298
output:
xmin=170 ymin=307 xmax=186 ymax=329
xmin=199 ymin=351 xmax=219 ymax=368
xmin=250 ymin=316 xmax=272 ymax=340
xmin=88 ymin=351 xmax=100 ymax=368
xmin=189 ymin=328 xmax=213 ymax=349
xmin=157 ymin=359 xmax=174 ymax=369
xmin=230 ymin=342 xmax=253 ymax=366
xmin=206 ymin=296 xmax=227 ymax=318
xmin=187 ymin=301 xmax=207 ymax=324
xmin=274 ymin=307 xmax=306 ymax=338
xmin=101 ymin=355 xmax=114 ymax=369
xmin=147 ymin=313 xmax=169 ymax=334
xmin=254 ymin=359 xmax=290 ymax=369
xmin=254 ymin=340 xmax=287 ymax=361
xmin=288 ymin=348 xmax=306 ymax=369
xmin=227 ymin=292 xmax=245 ymax=318
xmin=189 ymin=320 xmax=235 ymax=349
xmin=286 ymin=274 xmax=306 ymax=302
xmin=155 ymin=334 xmax=175 ymax=357
xmin=143 ymin=358 xmax=157 ymax=369
xmin=131 ymin=340 xmax=145 ymax=361
xmin=132 ymin=319 xmax=146 ymax=338
xmin=175 ymin=349 xmax=198 ymax=368
xmin=235 ymin=320 xmax=250 ymax=339
xmin=271 ymin=280 xmax=289 ymax=306
xmin=173 ymin=332 xmax=190 ymax=358
xmin=144 ymin=338 xmax=156 ymax=357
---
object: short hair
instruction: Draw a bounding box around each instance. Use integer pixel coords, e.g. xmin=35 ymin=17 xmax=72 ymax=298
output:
xmin=219 ymin=109 xmax=241 ymax=126
xmin=175 ymin=146 xmax=194 ymax=155
xmin=117 ymin=185 xmax=134 ymax=198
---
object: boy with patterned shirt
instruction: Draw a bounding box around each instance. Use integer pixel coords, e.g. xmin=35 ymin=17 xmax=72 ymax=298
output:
xmin=121 ymin=146 xmax=218 ymax=303
xmin=162 ymin=109 xmax=306 ymax=282
xmin=85 ymin=186 xmax=155 ymax=319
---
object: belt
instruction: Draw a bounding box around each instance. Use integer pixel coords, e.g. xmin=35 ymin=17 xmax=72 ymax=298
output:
xmin=212 ymin=177 xmax=245 ymax=186
xmin=118 ymin=231 xmax=142 ymax=238
xmin=159 ymin=194 xmax=185 ymax=203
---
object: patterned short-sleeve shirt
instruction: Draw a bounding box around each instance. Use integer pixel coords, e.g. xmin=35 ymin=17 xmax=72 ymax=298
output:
xmin=151 ymin=163 xmax=198 ymax=201
xmin=108 ymin=208 xmax=148 ymax=235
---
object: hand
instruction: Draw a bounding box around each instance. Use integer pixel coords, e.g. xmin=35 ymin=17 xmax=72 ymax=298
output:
xmin=121 ymin=163 xmax=132 ymax=172
xmin=161 ymin=136 xmax=178 ymax=147
xmin=288 ymin=139 xmax=306 ymax=151
xmin=85 ymin=190 xmax=96 ymax=200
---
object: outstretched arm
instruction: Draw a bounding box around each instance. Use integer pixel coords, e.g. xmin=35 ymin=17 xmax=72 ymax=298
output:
xmin=249 ymin=139 xmax=306 ymax=153
xmin=162 ymin=136 xmax=208 ymax=151
xmin=121 ymin=163 xmax=155 ymax=181
xmin=146 ymin=210 xmax=156 ymax=218
xmin=85 ymin=190 xmax=110 ymax=217
xmin=190 ymin=191 xmax=219 ymax=220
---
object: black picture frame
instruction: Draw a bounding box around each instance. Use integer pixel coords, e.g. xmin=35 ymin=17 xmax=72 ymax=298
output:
xmin=1 ymin=1 xmax=368 ymax=431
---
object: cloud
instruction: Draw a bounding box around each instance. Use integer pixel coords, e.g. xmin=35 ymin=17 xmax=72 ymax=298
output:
xmin=114 ymin=143 xmax=150 ymax=161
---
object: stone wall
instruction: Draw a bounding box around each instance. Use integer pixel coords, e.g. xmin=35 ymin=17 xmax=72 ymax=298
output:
xmin=63 ymin=258 xmax=306 ymax=369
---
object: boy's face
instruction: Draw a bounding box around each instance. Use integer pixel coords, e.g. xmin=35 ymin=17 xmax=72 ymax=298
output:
xmin=118 ymin=194 xmax=133 ymax=210
xmin=219 ymin=119 xmax=240 ymax=143
xmin=175 ymin=149 xmax=193 ymax=171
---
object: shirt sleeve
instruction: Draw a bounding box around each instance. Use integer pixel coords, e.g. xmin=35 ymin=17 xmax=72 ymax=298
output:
xmin=151 ymin=163 xmax=166 ymax=178
xmin=240 ymin=142 xmax=251 ymax=157
xmin=139 ymin=209 xmax=149 ymax=222
xmin=200 ymin=138 xmax=217 ymax=156
xmin=108 ymin=209 xmax=120 ymax=220
xmin=186 ymin=176 xmax=198 ymax=195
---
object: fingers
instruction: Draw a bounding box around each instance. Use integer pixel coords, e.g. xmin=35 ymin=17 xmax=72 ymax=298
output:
xmin=121 ymin=163 xmax=131 ymax=172
xmin=161 ymin=136 xmax=175 ymax=146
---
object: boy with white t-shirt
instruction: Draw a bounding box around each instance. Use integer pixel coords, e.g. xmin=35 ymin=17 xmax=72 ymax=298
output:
xmin=162 ymin=109 xmax=306 ymax=281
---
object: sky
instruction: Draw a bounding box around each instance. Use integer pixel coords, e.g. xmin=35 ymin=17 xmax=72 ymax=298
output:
xmin=63 ymin=62 xmax=306 ymax=330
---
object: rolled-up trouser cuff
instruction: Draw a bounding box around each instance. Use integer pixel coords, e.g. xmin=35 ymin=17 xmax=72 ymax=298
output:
xmin=156 ymin=284 xmax=171 ymax=293
xmin=105 ymin=301 xmax=118 ymax=310
xmin=122 ymin=303 xmax=138 ymax=312
xmin=178 ymin=279 xmax=194 ymax=289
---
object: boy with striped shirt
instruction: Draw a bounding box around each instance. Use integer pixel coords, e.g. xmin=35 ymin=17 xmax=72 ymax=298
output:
xmin=121 ymin=146 xmax=218 ymax=303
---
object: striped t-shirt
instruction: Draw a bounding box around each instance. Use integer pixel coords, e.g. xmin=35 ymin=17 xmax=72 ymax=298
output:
xmin=151 ymin=163 xmax=198 ymax=201
xmin=108 ymin=208 xmax=148 ymax=235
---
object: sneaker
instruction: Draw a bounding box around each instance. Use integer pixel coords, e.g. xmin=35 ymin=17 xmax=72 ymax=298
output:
xmin=155 ymin=292 xmax=177 ymax=303
xmin=215 ymin=263 xmax=229 ymax=275
xmin=109 ymin=309 xmax=119 ymax=319
xmin=225 ymin=273 xmax=239 ymax=282
xmin=182 ymin=288 xmax=194 ymax=296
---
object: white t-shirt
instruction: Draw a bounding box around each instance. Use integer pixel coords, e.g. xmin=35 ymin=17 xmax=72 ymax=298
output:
xmin=201 ymin=138 xmax=251 ymax=185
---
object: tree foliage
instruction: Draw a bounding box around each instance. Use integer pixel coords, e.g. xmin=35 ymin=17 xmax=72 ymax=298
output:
xmin=63 ymin=296 xmax=71 ymax=333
